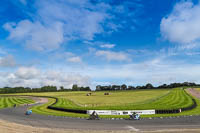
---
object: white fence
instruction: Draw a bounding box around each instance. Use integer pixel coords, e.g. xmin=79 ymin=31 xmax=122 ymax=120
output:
xmin=87 ymin=110 xmax=155 ymax=115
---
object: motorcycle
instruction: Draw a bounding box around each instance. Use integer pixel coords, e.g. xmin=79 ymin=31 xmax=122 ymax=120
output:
xmin=129 ymin=113 xmax=140 ymax=120
xmin=25 ymin=110 xmax=32 ymax=115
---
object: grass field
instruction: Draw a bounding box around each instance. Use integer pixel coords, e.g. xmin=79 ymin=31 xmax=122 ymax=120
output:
xmin=0 ymin=96 xmax=34 ymax=109
xmin=52 ymin=88 xmax=193 ymax=110
xmin=0 ymin=88 xmax=199 ymax=118
xmin=2 ymin=89 xmax=171 ymax=109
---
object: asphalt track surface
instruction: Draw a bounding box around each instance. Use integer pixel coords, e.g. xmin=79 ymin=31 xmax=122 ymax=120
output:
xmin=0 ymin=102 xmax=200 ymax=132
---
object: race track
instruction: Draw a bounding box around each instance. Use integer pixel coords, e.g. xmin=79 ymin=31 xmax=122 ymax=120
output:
xmin=0 ymin=98 xmax=200 ymax=132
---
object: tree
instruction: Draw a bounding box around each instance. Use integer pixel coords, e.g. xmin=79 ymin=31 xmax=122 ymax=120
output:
xmin=60 ymin=86 xmax=64 ymax=91
xmin=128 ymin=86 xmax=135 ymax=90
xmin=121 ymin=84 xmax=127 ymax=90
xmin=145 ymin=83 xmax=154 ymax=89
xmin=72 ymin=84 xmax=79 ymax=91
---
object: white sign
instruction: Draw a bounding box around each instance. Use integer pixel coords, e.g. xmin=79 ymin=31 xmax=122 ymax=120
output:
xmin=87 ymin=110 xmax=155 ymax=115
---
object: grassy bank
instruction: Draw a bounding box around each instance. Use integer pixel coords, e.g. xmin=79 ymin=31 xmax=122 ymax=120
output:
xmin=52 ymin=88 xmax=193 ymax=110
xmin=0 ymin=96 xmax=34 ymax=109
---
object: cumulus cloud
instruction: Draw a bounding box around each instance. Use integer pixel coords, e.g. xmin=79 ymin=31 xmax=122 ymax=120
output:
xmin=3 ymin=0 xmax=142 ymax=52
xmin=4 ymin=20 xmax=64 ymax=51
xmin=100 ymin=43 xmax=116 ymax=49
xmin=37 ymin=0 xmax=109 ymax=40
xmin=0 ymin=67 xmax=90 ymax=88
xmin=3 ymin=0 xmax=114 ymax=51
xmin=1 ymin=58 xmax=200 ymax=89
xmin=160 ymin=1 xmax=200 ymax=48
xmin=54 ymin=52 xmax=82 ymax=63
xmin=0 ymin=55 xmax=16 ymax=67
xmin=95 ymin=50 xmax=130 ymax=61
xmin=15 ymin=67 xmax=40 ymax=80
xmin=67 ymin=56 xmax=82 ymax=63
xmin=80 ymin=58 xmax=200 ymax=86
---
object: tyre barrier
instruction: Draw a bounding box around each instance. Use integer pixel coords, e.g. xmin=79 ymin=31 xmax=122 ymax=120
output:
xmin=155 ymin=99 xmax=197 ymax=114
xmin=47 ymin=106 xmax=87 ymax=114
xmin=155 ymin=109 xmax=179 ymax=114
xmin=181 ymin=99 xmax=197 ymax=112
xmin=47 ymin=97 xmax=87 ymax=114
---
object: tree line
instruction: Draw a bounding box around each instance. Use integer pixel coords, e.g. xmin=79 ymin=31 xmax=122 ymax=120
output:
xmin=0 ymin=84 xmax=91 ymax=94
xmin=95 ymin=82 xmax=199 ymax=91
xmin=0 ymin=82 xmax=198 ymax=94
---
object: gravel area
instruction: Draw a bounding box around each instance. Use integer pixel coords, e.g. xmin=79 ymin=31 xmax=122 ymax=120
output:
xmin=187 ymin=88 xmax=200 ymax=99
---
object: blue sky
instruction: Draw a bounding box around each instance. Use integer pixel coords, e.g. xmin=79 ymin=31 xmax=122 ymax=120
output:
xmin=1 ymin=0 xmax=200 ymax=89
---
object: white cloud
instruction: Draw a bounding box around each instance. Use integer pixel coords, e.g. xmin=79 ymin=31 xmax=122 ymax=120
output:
xmin=1 ymin=57 xmax=200 ymax=89
xmin=4 ymin=0 xmax=142 ymax=52
xmin=78 ymin=58 xmax=200 ymax=86
xmin=0 ymin=67 xmax=90 ymax=88
xmin=96 ymin=50 xmax=130 ymax=61
xmin=0 ymin=55 xmax=16 ymax=67
xmin=4 ymin=20 xmax=64 ymax=51
xmin=37 ymin=0 xmax=112 ymax=41
xmin=67 ymin=56 xmax=82 ymax=63
xmin=160 ymin=1 xmax=200 ymax=48
xmin=3 ymin=0 xmax=113 ymax=52
xmin=15 ymin=67 xmax=40 ymax=80
xmin=54 ymin=52 xmax=82 ymax=63
xmin=100 ymin=43 xmax=116 ymax=49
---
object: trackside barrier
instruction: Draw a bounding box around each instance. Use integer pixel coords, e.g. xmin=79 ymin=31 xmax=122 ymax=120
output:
xmin=47 ymin=97 xmax=87 ymax=114
xmin=47 ymin=106 xmax=87 ymax=114
xmin=181 ymin=99 xmax=197 ymax=111
xmin=155 ymin=109 xmax=179 ymax=114
xmin=155 ymin=98 xmax=197 ymax=114
xmin=87 ymin=110 xmax=155 ymax=115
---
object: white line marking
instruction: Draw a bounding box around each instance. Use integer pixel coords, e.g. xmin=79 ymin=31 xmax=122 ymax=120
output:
xmin=126 ymin=125 xmax=140 ymax=132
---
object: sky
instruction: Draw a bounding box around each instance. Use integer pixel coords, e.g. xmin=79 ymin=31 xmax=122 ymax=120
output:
xmin=1 ymin=0 xmax=200 ymax=89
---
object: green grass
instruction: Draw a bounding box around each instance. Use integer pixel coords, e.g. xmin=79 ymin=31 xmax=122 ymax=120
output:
xmin=57 ymin=89 xmax=170 ymax=106
xmin=52 ymin=88 xmax=193 ymax=110
xmin=0 ymin=96 xmax=34 ymax=109
xmin=3 ymin=89 xmax=170 ymax=105
xmin=1 ymin=88 xmax=198 ymax=118
xmin=30 ymin=98 xmax=88 ymax=118
xmin=52 ymin=89 xmax=171 ymax=110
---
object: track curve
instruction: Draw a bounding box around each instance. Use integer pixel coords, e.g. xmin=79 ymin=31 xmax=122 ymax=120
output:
xmin=0 ymin=97 xmax=200 ymax=132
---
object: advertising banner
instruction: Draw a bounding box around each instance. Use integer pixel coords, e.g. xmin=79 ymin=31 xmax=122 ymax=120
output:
xmin=87 ymin=110 xmax=155 ymax=115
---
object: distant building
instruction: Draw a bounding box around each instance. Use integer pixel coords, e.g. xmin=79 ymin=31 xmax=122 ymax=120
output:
xmin=96 ymin=85 xmax=101 ymax=91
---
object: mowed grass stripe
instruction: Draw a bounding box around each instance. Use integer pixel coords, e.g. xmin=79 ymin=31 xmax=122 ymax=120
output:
xmin=58 ymin=89 xmax=173 ymax=110
xmin=3 ymin=97 xmax=8 ymax=107
xmin=7 ymin=97 xmax=14 ymax=107
xmin=31 ymin=98 xmax=88 ymax=118
xmin=136 ymin=89 xmax=193 ymax=110
xmin=0 ymin=98 xmax=3 ymax=108
xmin=11 ymin=97 xmax=24 ymax=105
xmin=18 ymin=98 xmax=34 ymax=104
xmin=168 ymin=90 xmax=192 ymax=108
xmin=51 ymin=88 xmax=194 ymax=110
xmin=0 ymin=97 xmax=35 ymax=109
